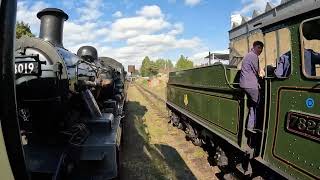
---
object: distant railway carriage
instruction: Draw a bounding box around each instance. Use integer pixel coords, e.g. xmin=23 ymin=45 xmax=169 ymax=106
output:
xmin=167 ymin=1 xmax=320 ymax=179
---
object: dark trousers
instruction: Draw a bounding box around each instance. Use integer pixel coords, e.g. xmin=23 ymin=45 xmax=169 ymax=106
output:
xmin=243 ymin=88 xmax=260 ymax=129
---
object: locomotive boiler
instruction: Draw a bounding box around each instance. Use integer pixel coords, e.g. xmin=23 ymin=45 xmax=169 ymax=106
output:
xmin=15 ymin=8 xmax=124 ymax=179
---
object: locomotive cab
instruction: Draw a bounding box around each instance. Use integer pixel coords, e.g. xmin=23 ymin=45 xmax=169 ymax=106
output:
xmin=226 ymin=5 xmax=320 ymax=179
xmin=257 ymin=13 xmax=320 ymax=180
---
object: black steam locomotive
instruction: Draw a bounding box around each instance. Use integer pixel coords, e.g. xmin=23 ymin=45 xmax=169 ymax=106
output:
xmin=14 ymin=8 xmax=126 ymax=179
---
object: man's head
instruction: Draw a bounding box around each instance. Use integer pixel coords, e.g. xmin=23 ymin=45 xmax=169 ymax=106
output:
xmin=252 ymin=41 xmax=264 ymax=56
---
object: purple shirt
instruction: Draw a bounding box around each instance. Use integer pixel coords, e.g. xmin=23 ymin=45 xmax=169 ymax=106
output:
xmin=239 ymin=50 xmax=260 ymax=89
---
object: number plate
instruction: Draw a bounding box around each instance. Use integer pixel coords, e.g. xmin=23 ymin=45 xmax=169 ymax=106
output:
xmin=15 ymin=61 xmax=39 ymax=75
xmin=286 ymin=111 xmax=320 ymax=142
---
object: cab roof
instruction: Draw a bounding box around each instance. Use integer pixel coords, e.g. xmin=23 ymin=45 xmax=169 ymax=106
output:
xmin=229 ymin=0 xmax=320 ymax=40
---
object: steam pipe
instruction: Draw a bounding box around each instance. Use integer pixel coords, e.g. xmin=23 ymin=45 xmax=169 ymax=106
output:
xmin=81 ymin=89 xmax=102 ymax=118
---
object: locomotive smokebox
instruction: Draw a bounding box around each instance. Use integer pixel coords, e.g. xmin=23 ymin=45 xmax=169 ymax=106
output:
xmin=37 ymin=8 xmax=68 ymax=47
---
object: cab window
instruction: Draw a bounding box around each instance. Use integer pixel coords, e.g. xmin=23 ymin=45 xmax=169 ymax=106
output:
xmin=301 ymin=17 xmax=320 ymax=78
xmin=265 ymin=28 xmax=291 ymax=78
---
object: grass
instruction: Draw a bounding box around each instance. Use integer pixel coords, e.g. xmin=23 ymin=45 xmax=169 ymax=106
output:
xmin=132 ymin=107 xmax=178 ymax=180
xmin=192 ymin=149 xmax=207 ymax=159
xmin=135 ymin=76 xmax=168 ymax=100
xmin=121 ymin=85 xmax=215 ymax=180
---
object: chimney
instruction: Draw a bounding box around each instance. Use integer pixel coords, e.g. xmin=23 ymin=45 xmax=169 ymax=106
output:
xmin=37 ymin=8 xmax=68 ymax=48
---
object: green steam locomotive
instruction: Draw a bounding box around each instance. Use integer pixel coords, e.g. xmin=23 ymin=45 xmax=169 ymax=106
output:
xmin=167 ymin=1 xmax=320 ymax=179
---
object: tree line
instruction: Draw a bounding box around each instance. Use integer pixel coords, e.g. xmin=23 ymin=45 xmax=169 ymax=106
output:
xmin=140 ymin=55 xmax=193 ymax=77
xmin=16 ymin=21 xmax=34 ymax=39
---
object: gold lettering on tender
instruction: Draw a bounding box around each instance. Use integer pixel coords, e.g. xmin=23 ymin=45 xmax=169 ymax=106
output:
xmin=184 ymin=94 xmax=188 ymax=106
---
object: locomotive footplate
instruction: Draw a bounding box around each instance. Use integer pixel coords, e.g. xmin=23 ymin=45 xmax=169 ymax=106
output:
xmin=24 ymin=145 xmax=66 ymax=176
xmin=23 ymin=113 xmax=122 ymax=179
xmin=70 ymin=113 xmax=122 ymax=179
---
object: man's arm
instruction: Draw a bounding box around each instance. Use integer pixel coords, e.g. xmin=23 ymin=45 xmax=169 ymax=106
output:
xmin=259 ymin=67 xmax=265 ymax=77
xmin=249 ymin=56 xmax=259 ymax=76
xmin=274 ymin=57 xmax=284 ymax=78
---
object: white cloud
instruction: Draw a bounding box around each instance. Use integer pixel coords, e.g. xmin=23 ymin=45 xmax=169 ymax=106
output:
xmin=168 ymin=23 xmax=184 ymax=35
xmin=127 ymin=34 xmax=175 ymax=47
xmin=77 ymin=0 xmax=104 ymax=22
xmin=127 ymin=34 xmax=200 ymax=49
xmin=101 ymin=34 xmax=201 ymax=68
xmin=136 ymin=5 xmax=163 ymax=17
xmin=175 ymin=37 xmax=201 ymax=49
xmin=231 ymin=14 xmax=243 ymax=27
xmin=17 ymin=0 xmax=110 ymax=51
xmin=17 ymin=2 xmax=208 ymax=68
xmin=104 ymin=5 xmax=203 ymax=65
xmin=233 ymin=0 xmax=281 ymax=16
xmin=63 ymin=22 xmax=110 ymax=50
xmin=108 ymin=16 xmax=170 ymax=40
xmin=185 ymin=0 xmax=201 ymax=6
xmin=17 ymin=1 xmax=49 ymax=35
xmin=112 ymin=11 xmax=123 ymax=18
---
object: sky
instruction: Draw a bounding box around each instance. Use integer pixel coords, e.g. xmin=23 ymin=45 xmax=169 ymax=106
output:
xmin=16 ymin=0 xmax=282 ymax=68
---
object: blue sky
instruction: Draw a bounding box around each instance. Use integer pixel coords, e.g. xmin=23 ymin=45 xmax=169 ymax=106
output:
xmin=17 ymin=0 xmax=281 ymax=68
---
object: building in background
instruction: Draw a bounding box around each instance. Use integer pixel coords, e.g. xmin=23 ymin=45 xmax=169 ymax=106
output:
xmin=205 ymin=52 xmax=229 ymax=65
xmin=128 ymin=65 xmax=135 ymax=75
xmin=194 ymin=51 xmax=230 ymax=67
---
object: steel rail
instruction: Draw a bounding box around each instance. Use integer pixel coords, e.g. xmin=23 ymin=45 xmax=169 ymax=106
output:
xmin=134 ymin=84 xmax=166 ymax=103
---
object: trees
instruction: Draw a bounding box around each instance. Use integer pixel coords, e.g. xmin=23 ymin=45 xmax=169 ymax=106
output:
xmin=155 ymin=59 xmax=174 ymax=72
xmin=175 ymin=55 xmax=193 ymax=70
xmin=165 ymin=59 xmax=174 ymax=72
xmin=140 ymin=56 xmax=159 ymax=77
xmin=140 ymin=55 xmax=195 ymax=76
xmin=149 ymin=62 xmax=159 ymax=76
xmin=140 ymin=56 xmax=175 ymax=77
xmin=166 ymin=59 xmax=174 ymax=70
xmin=16 ymin=21 xmax=34 ymax=39
xmin=155 ymin=59 xmax=166 ymax=70
xmin=140 ymin=56 xmax=151 ymax=77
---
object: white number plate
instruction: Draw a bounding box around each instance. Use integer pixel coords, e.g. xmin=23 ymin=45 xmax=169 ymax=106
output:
xmin=15 ymin=62 xmax=39 ymax=75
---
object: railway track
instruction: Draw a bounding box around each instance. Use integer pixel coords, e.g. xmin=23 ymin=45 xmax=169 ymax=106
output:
xmin=129 ymin=83 xmax=220 ymax=180
xmin=133 ymin=83 xmax=243 ymax=180
xmin=134 ymin=83 xmax=168 ymax=119
xmin=134 ymin=83 xmax=166 ymax=103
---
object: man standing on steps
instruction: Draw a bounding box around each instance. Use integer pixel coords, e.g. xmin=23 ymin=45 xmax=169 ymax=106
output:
xmin=239 ymin=41 xmax=264 ymax=132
